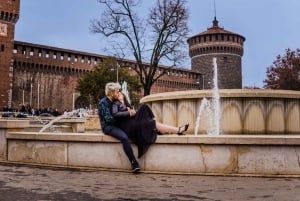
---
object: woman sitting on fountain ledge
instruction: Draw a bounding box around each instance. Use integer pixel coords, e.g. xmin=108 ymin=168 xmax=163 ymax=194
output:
xmin=112 ymin=91 xmax=189 ymax=158
xmin=98 ymin=82 xmax=140 ymax=173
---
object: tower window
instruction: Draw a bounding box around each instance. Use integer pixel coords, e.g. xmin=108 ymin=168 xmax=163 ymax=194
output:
xmin=45 ymin=50 xmax=49 ymax=58
xmin=223 ymin=56 xmax=228 ymax=63
xmin=53 ymin=51 xmax=57 ymax=59
xmin=1 ymin=44 xmax=4 ymax=51
xmin=30 ymin=48 xmax=34 ymax=56
xmin=22 ymin=46 xmax=26 ymax=55
xmin=38 ymin=49 xmax=42 ymax=57
xmin=60 ymin=52 xmax=64 ymax=60
xmin=13 ymin=44 xmax=17 ymax=53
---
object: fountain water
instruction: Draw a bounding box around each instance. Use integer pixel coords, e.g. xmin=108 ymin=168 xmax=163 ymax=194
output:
xmin=39 ymin=108 xmax=88 ymax=133
xmin=121 ymin=81 xmax=131 ymax=104
xmin=194 ymin=57 xmax=221 ymax=135
xmin=194 ymin=98 xmax=209 ymax=135
xmin=211 ymin=57 xmax=220 ymax=135
xmin=32 ymin=116 xmax=49 ymax=127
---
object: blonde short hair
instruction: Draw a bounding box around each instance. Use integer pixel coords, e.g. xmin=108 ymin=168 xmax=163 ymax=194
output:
xmin=105 ymin=82 xmax=121 ymax=96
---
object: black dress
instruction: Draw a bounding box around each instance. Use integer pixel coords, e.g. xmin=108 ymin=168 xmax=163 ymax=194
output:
xmin=111 ymin=101 xmax=157 ymax=158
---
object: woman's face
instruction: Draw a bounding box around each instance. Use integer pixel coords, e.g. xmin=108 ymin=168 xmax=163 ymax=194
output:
xmin=118 ymin=93 xmax=124 ymax=102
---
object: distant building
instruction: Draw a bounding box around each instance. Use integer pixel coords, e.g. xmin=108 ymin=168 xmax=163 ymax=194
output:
xmin=0 ymin=0 xmax=245 ymax=111
xmin=11 ymin=40 xmax=200 ymax=111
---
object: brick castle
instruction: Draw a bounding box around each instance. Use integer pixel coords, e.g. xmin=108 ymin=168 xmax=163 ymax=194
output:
xmin=0 ymin=0 xmax=245 ymax=112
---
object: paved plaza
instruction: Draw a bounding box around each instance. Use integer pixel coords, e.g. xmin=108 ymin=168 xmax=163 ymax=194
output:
xmin=0 ymin=162 xmax=299 ymax=201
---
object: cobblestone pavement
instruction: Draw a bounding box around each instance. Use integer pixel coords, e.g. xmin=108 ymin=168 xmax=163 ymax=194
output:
xmin=0 ymin=162 xmax=299 ymax=201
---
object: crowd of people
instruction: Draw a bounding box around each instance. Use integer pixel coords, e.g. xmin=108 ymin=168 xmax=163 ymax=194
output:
xmin=1 ymin=106 xmax=62 ymax=117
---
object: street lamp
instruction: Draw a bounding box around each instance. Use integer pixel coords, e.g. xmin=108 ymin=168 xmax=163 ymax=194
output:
xmin=116 ymin=62 xmax=120 ymax=83
xmin=111 ymin=62 xmax=120 ymax=83
xmin=37 ymin=79 xmax=40 ymax=110
xmin=30 ymin=77 xmax=33 ymax=106
xmin=21 ymin=79 xmax=25 ymax=106
xmin=202 ymin=74 xmax=205 ymax=89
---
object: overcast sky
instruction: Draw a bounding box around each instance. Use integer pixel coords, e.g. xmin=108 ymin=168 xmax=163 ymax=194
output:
xmin=15 ymin=0 xmax=300 ymax=88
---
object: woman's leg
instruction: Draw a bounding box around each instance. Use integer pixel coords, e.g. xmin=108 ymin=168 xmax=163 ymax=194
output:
xmin=156 ymin=122 xmax=189 ymax=134
xmin=155 ymin=122 xmax=178 ymax=134
xmin=106 ymin=126 xmax=140 ymax=172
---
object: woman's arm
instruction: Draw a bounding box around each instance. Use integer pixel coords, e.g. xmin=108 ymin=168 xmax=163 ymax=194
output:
xmin=112 ymin=101 xmax=130 ymax=118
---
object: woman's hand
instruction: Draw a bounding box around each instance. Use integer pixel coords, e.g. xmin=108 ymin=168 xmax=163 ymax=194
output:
xmin=128 ymin=107 xmax=136 ymax=117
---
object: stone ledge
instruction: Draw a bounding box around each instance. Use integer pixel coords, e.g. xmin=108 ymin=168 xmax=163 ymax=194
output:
xmin=7 ymin=132 xmax=104 ymax=142
xmin=5 ymin=132 xmax=300 ymax=176
xmin=7 ymin=132 xmax=300 ymax=145
xmin=186 ymin=135 xmax=300 ymax=145
xmin=0 ymin=120 xmax=29 ymax=128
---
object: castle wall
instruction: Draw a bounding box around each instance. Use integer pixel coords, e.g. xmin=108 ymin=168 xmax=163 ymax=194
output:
xmin=11 ymin=41 xmax=201 ymax=112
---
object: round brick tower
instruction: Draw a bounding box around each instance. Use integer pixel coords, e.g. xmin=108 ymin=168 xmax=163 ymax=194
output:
xmin=0 ymin=0 xmax=20 ymax=109
xmin=187 ymin=18 xmax=245 ymax=89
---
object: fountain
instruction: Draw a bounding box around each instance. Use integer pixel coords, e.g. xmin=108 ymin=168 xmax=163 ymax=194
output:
xmin=2 ymin=58 xmax=300 ymax=177
xmin=140 ymin=56 xmax=300 ymax=135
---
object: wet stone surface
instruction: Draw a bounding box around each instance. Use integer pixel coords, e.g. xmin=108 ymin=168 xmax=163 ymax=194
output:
xmin=0 ymin=162 xmax=299 ymax=201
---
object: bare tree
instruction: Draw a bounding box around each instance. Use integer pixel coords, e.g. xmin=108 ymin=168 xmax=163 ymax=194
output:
xmin=90 ymin=0 xmax=189 ymax=96
xmin=263 ymin=48 xmax=300 ymax=90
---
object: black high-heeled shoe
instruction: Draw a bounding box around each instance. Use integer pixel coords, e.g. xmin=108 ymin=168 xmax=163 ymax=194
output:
xmin=177 ymin=123 xmax=189 ymax=135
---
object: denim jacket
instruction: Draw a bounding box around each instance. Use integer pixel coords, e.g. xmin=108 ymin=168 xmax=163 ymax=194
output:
xmin=98 ymin=96 xmax=115 ymax=133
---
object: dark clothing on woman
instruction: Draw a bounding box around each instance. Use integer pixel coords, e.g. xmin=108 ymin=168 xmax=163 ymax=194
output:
xmin=112 ymin=102 xmax=157 ymax=158
xmin=98 ymin=97 xmax=137 ymax=163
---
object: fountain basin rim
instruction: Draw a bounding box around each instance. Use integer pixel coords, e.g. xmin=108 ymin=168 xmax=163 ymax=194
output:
xmin=140 ymin=89 xmax=300 ymax=103
xmin=7 ymin=132 xmax=300 ymax=145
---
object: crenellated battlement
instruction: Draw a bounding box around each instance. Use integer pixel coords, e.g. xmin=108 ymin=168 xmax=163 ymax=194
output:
xmin=0 ymin=11 xmax=19 ymax=23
